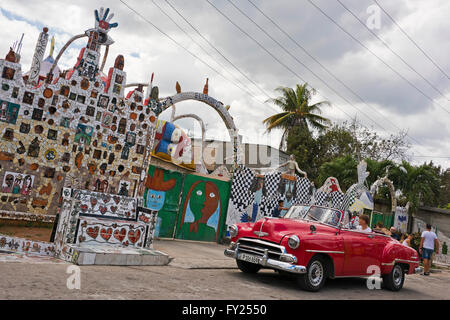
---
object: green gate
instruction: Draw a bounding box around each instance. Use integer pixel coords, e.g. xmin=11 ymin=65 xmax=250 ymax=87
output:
xmin=370 ymin=210 xmax=394 ymax=229
xmin=144 ymin=165 xmax=184 ymax=238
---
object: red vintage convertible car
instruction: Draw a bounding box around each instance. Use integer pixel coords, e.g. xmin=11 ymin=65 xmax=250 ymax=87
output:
xmin=225 ymin=205 xmax=420 ymax=291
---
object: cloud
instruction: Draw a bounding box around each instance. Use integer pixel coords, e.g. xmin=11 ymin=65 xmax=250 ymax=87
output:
xmin=0 ymin=0 xmax=448 ymax=169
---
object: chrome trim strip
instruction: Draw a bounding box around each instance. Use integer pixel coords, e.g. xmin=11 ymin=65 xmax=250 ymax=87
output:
xmin=305 ymin=249 xmax=344 ymax=254
xmin=258 ymin=219 xmax=266 ymax=237
xmin=238 ymin=245 xmax=281 ymax=256
xmin=381 ymin=258 xmax=419 ymax=266
xmin=237 ymin=237 xmax=285 ymax=252
xmin=334 ymin=275 xmax=371 ymax=278
xmin=224 ymin=248 xmax=306 ymax=274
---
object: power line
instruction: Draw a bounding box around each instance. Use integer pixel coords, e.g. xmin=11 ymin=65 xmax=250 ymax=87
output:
xmin=118 ymin=0 xmax=275 ymax=114
xmin=373 ymin=0 xmax=450 ymax=80
xmin=121 ymin=0 xmax=433 ymax=160
xmin=163 ymin=0 xmax=275 ymax=103
xmin=306 ymin=0 xmax=450 ymax=115
xmin=245 ymin=0 xmax=424 ymax=148
xmin=410 ymin=156 xmax=450 ymax=158
xmin=337 ymin=0 xmax=449 ymax=102
xmin=205 ymin=0 xmax=432 ymax=159
xmin=216 ymin=0 xmax=392 ymax=133
xmin=150 ymin=0 xmax=270 ymax=107
xmin=204 ymin=0 xmax=366 ymax=127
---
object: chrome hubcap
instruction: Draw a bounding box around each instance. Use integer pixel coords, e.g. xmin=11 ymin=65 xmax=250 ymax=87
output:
xmin=393 ymin=266 xmax=403 ymax=286
xmin=308 ymin=261 xmax=323 ymax=286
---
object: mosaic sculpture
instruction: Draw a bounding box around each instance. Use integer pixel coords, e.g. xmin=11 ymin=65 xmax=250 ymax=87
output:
xmin=0 ymin=6 xmax=240 ymax=262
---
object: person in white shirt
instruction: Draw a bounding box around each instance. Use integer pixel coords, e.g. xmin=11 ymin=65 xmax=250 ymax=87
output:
xmin=419 ymin=224 xmax=439 ymax=276
xmin=402 ymin=234 xmax=413 ymax=247
xmin=356 ymin=214 xmax=372 ymax=233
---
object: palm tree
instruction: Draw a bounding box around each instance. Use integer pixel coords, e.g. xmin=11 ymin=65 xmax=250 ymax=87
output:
xmin=392 ymin=161 xmax=440 ymax=211
xmin=263 ymin=84 xmax=331 ymax=150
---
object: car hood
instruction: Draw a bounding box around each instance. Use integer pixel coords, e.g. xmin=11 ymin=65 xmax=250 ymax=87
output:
xmin=249 ymin=217 xmax=327 ymax=243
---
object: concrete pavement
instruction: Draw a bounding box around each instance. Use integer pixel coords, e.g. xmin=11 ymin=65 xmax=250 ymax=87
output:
xmin=0 ymin=239 xmax=449 ymax=299
xmin=153 ymin=239 xmax=236 ymax=269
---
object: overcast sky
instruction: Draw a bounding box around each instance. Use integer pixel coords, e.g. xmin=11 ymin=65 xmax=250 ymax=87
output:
xmin=0 ymin=0 xmax=449 ymax=169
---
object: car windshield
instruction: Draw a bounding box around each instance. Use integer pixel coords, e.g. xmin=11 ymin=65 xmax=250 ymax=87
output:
xmin=284 ymin=205 xmax=310 ymax=219
xmin=303 ymin=206 xmax=342 ymax=227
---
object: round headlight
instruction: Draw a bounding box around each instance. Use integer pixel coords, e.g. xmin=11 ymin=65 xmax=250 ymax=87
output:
xmin=288 ymin=235 xmax=300 ymax=249
xmin=229 ymin=225 xmax=238 ymax=237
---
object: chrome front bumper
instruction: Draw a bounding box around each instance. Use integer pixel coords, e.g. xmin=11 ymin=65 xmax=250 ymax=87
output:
xmin=224 ymin=243 xmax=306 ymax=274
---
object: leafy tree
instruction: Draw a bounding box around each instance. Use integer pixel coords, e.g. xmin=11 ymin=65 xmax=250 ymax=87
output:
xmin=263 ymin=84 xmax=443 ymax=211
xmin=317 ymin=157 xmax=441 ymax=211
xmin=317 ymin=155 xmax=358 ymax=191
xmin=284 ymin=119 xmax=411 ymax=182
xmin=346 ymin=119 xmax=411 ymax=162
xmin=315 ymin=123 xmax=356 ymax=164
xmin=286 ymin=124 xmax=318 ymax=178
xmin=286 ymin=122 xmax=357 ymax=180
xmin=264 ymin=84 xmax=330 ymax=150
xmin=437 ymin=168 xmax=450 ymax=207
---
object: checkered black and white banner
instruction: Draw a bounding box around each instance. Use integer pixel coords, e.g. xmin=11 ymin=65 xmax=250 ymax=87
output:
xmin=226 ymin=165 xmax=354 ymax=224
xmin=226 ymin=165 xmax=256 ymax=225
xmin=340 ymin=183 xmax=367 ymax=211
xmin=260 ymin=171 xmax=282 ymax=217
xmin=295 ymin=177 xmax=314 ymax=205
xmin=330 ymin=191 xmax=345 ymax=209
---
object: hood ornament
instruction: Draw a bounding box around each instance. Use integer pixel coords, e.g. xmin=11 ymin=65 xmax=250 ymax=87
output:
xmin=253 ymin=231 xmax=269 ymax=237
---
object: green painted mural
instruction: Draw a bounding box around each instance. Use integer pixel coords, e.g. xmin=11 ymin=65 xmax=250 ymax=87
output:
xmin=176 ymin=174 xmax=231 ymax=242
xmin=144 ymin=165 xmax=184 ymax=238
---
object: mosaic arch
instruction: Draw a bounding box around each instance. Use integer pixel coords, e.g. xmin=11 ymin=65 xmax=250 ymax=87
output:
xmin=370 ymin=175 xmax=397 ymax=213
xmin=127 ymin=89 xmax=243 ymax=168
xmin=0 ymin=6 xmax=222 ymax=262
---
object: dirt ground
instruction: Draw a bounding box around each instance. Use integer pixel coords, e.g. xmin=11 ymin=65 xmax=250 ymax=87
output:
xmin=0 ymin=224 xmax=52 ymax=242
xmin=0 ymin=239 xmax=449 ymax=300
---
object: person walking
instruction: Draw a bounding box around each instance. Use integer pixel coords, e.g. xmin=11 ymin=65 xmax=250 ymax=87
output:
xmin=419 ymin=224 xmax=439 ymax=276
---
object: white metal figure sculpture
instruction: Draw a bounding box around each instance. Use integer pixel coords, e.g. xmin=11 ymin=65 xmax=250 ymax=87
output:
xmin=277 ymin=154 xmax=307 ymax=178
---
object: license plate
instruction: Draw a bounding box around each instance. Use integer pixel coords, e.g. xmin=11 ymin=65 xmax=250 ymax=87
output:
xmin=238 ymin=253 xmax=260 ymax=264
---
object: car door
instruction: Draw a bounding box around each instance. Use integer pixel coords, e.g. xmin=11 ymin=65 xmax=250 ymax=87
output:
xmin=372 ymin=233 xmax=390 ymax=266
xmin=341 ymin=229 xmax=379 ymax=276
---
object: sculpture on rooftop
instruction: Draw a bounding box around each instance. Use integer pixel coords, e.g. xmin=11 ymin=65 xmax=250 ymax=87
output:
xmin=277 ymin=154 xmax=307 ymax=178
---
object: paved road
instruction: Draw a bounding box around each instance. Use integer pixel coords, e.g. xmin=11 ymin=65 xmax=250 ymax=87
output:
xmin=0 ymin=239 xmax=449 ymax=300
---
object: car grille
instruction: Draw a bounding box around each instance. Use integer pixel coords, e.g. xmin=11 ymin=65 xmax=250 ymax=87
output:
xmin=237 ymin=238 xmax=284 ymax=260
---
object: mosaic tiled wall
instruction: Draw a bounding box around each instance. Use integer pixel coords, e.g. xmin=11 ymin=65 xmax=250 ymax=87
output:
xmin=0 ymin=7 xmax=241 ymax=259
xmin=0 ymin=40 xmax=156 ymax=219
xmin=52 ymin=186 xmax=157 ymax=261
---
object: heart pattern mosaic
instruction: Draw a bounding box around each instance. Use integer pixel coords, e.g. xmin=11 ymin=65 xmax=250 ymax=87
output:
xmin=73 ymin=189 xmax=137 ymax=220
xmin=77 ymin=217 xmax=146 ymax=247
